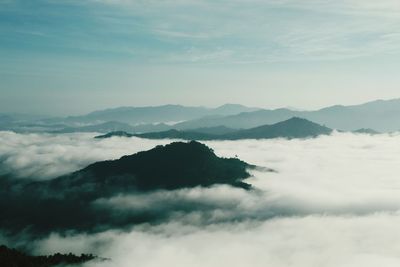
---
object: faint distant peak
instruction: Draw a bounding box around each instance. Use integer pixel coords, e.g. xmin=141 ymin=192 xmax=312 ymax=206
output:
xmin=282 ymin=106 xmax=308 ymax=111
xmin=216 ymin=103 xmax=248 ymax=108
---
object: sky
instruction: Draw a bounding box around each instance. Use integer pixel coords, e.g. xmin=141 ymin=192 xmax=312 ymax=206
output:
xmin=1 ymin=0 xmax=400 ymax=115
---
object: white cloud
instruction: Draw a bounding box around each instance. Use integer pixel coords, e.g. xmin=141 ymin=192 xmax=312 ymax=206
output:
xmin=0 ymin=131 xmax=169 ymax=179
xmin=83 ymin=0 xmax=400 ymax=63
xmin=34 ymin=213 xmax=400 ymax=267
xmin=3 ymin=131 xmax=400 ymax=214
xmin=3 ymin=131 xmax=400 ymax=266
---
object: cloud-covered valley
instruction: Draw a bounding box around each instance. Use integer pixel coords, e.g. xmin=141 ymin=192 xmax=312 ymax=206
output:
xmin=2 ymin=131 xmax=400 ymax=266
xmin=0 ymin=131 xmax=171 ymax=179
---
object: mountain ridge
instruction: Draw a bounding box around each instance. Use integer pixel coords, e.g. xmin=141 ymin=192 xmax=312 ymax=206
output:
xmin=174 ymin=98 xmax=400 ymax=132
xmin=4 ymin=98 xmax=400 ymax=133
xmin=42 ymin=104 xmax=260 ymax=126
xmin=0 ymin=141 xmax=255 ymax=234
xmin=96 ymin=117 xmax=333 ymax=140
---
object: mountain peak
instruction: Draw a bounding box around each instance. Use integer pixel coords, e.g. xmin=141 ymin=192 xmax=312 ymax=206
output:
xmin=216 ymin=103 xmax=247 ymax=109
xmin=55 ymin=141 xmax=253 ymax=193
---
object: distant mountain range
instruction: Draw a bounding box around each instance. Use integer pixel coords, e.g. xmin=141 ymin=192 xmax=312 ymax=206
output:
xmin=43 ymin=104 xmax=260 ymax=125
xmin=96 ymin=117 xmax=333 ymax=140
xmin=3 ymin=98 xmax=400 ymax=133
xmin=174 ymin=99 xmax=400 ymax=132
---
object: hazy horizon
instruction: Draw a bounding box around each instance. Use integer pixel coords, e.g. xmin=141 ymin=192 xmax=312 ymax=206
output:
xmin=2 ymin=97 xmax=400 ymax=117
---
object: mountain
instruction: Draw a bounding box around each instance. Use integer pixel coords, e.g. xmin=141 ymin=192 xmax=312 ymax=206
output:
xmin=0 ymin=142 xmax=254 ymax=234
xmin=134 ymin=129 xmax=215 ymax=140
xmin=353 ymin=128 xmax=380 ymax=135
xmin=7 ymin=99 xmax=400 ymax=133
xmin=95 ymin=131 xmax=134 ymax=139
xmin=0 ymin=113 xmax=50 ymax=132
xmin=49 ymin=141 xmax=252 ymax=193
xmin=188 ymin=126 xmax=238 ymax=135
xmin=212 ymin=104 xmax=260 ymax=116
xmin=52 ymin=121 xmax=136 ymax=133
xmin=0 ymin=245 xmax=97 ymax=267
xmin=173 ymin=99 xmax=400 ymax=132
xmin=134 ymin=118 xmax=332 ymax=140
xmin=43 ymin=104 xmax=260 ymax=126
xmin=223 ymin=117 xmax=332 ymax=140
xmin=303 ymin=99 xmax=400 ymax=131
xmin=53 ymin=121 xmax=174 ymax=134
xmin=174 ymin=108 xmax=299 ymax=130
xmin=92 ymin=126 xmax=237 ymax=138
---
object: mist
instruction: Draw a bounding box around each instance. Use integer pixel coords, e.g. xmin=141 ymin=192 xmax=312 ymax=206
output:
xmin=0 ymin=131 xmax=170 ymax=179
xmin=2 ymin=131 xmax=400 ymax=266
xmin=34 ymin=213 xmax=400 ymax=267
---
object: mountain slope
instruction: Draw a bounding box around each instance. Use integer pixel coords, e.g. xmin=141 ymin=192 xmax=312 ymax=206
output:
xmin=303 ymin=99 xmax=400 ymax=131
xmin=173 ymin=98 xmax=400 ymax=132
xmin=0 ymin=141 xmax=254 ymax=234
xmin=9 ymin=99 xmax=400 ymax=133
xmin=175 ymin=108 xmax=298 ymax=130
xmin=52 ymin=121 xmax=136 ymax=133
xmin=134 ymin=118 xmax=332 ymax=140
xmin=224 ymin=117 xmax=332 ymax=140
xmin=49 ymin=141 xmax=252 ymax=193
xmin=134 ymin=129 xmax=216 ymax=140
xmin=43 ymin=104 xmax=260 ymax=126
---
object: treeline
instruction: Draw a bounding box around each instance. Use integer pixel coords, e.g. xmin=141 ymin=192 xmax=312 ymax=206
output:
xmin=0 ymin=245 xmax=97 ymax=267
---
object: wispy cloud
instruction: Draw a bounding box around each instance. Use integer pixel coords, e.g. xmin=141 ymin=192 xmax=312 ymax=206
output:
xmin=2 ymin=0 xmax=400 ymax=64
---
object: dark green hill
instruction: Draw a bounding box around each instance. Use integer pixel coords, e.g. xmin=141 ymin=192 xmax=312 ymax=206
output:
xmin=0 ymin=142 xmax=254 ymax=234
xmin=50 ymin=141 xmax=252 ymax=195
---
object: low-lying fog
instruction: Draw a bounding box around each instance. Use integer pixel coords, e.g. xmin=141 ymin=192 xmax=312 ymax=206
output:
xmin=2 ymin=131 xmax=400 ymax=267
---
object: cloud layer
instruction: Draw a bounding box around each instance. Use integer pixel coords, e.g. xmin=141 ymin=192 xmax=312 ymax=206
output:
xmin=34 ymin=213 xmax=400 ymax=267
xmin=3 ymin=131 xmax=400 ymax=266
xmin=0 ymin=131 xmax=169 ymax=179
xmin=3 ymin=0 xmax=400 ymax=64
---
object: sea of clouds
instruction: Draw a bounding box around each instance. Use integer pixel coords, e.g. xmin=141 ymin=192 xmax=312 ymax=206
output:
xmin=2 ymin=131 xmax=400 ymax=266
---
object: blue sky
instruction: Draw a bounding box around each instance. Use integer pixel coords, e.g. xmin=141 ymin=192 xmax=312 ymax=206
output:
xmin=1 ymin=0 xmax=400 ymax=115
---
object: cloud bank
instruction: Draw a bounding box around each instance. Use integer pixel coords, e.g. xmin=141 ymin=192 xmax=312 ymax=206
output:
xmin=0 ymin=131 xmax=169 ymax=179
xmin=2 ymin=131 xmax=400 ymax=266
xmin=34 ymin=213 xmax=400 ymax=267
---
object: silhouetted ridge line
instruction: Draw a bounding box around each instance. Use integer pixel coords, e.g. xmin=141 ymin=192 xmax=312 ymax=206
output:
xmin=57 ymin=140 xmax=253 ymax=192
xmin=0 ymin=245 xmax=97 ymax=267
xmin=129 ymin=117 xmax=332 ymax=140
xmin=0 ymin=141 xmax=256 ymax=234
